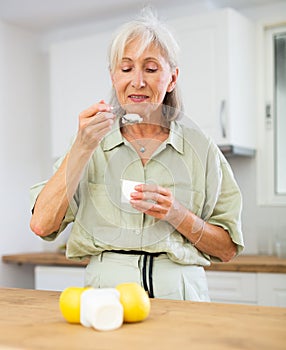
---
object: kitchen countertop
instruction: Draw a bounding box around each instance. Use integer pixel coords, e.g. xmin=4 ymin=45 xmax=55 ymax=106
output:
xmin=0 ymin=287 xmax=285 ymax=350
xmin=2 ymin=251 xmax=286 ymax=273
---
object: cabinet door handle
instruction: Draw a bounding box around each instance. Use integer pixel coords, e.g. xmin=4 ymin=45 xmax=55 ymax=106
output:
xmin=219 ymin=100 xmax=227 ymax=138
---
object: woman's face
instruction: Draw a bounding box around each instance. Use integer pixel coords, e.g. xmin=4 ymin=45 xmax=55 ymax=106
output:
xmin=111 ymin=40 xmax=178 ymax=117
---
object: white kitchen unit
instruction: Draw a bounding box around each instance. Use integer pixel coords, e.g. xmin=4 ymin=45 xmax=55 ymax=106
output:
xmin=206 ymin=271 xmax=257 ymax=305
xmin=169 ymin=8 xmax=256 ymax=154
xmin=257 ymin=273 xmax=286 ymax=307
xmin=35 ymin=265 xmax=286 ymax=307
xmin=35 ymin=266 xmax=85 ymax=291
xmin=206 ymin=271 xmax=286 ymax=307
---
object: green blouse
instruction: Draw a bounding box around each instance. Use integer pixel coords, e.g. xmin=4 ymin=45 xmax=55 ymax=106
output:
xmin=30 ymin=119 xmax=244 ymax=266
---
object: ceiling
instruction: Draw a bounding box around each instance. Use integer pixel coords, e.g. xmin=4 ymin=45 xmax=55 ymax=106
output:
xmin=0 ymin=0 xmax=283 ymax=33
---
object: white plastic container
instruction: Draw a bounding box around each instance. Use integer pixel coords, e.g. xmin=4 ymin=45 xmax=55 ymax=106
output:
xmin=80 ymin=288 xmax=123 ymax=331
xmin=121 ymin=179 xmax=142 ymax=203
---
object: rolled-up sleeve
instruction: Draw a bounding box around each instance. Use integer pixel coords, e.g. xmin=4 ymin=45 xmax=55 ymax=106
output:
xmin=205 ymin=147 xmax=244 ymax=257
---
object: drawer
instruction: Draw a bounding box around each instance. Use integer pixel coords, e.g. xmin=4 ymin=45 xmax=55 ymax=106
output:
xmin=206 ymin=271 xmax=257 ymax=304
xmin=35 ymin=266 xmax=85 ymax=291
xmin=257 ymin=273 xmax=286 ymax=307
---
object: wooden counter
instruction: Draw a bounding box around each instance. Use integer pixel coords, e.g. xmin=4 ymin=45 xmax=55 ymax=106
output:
xmin=0 ymin=288 xmax=285 ymax=350
xmin=2 ymin=252 xmax=286 ymax=273
xmin=2 ymin=251 xmax=89 ymax=267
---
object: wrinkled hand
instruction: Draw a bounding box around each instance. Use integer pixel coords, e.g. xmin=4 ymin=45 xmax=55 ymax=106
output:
xmin=130 ymin=184 xmax=188 ymax=227
xmin=75 ymin=100 xmax=115 ymax=153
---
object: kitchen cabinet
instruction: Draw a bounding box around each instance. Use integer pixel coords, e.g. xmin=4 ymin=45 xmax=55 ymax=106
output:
xmin=35 ymin=264 xmax=286 ymax=307
xmin=257 ymin=273 xmax=286 ymax=307
xmin=206 ymin=270 xmax=286 ymax=307
xmin=205 ymin=271 xmax=257 ymax=305
xmin=35 ymin=266 xmax=85 ymax=291
xmin=169 ymin=8 xmax=256 ymax=153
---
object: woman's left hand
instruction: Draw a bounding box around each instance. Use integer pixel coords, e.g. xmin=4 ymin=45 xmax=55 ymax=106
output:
xmin=130 ymin=184 xmax=237 ymax=261
xmin=130 ymin=184 xmax=186 ymax=225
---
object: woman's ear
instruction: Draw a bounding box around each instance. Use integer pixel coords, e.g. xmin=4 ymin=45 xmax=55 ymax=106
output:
xmin=167 ymin=67 xmax=179 ymax=92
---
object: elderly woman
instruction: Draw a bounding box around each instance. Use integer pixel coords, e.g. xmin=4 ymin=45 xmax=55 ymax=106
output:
xmin=30 ymin=10 xmax=244 ymax=301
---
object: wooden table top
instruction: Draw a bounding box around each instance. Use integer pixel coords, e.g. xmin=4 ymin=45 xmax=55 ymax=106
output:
xmin=2 ymin=252 xmax=286 ymax=273
xmin=0 ymin=288 xmax=285 ymax=350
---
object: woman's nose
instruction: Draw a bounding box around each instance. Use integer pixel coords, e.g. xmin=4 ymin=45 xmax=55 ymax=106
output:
xmin=131 ymin=71 xmax=146 ymax=89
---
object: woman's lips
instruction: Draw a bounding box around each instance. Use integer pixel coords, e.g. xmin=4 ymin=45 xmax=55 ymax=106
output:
xmin=128 ymin=94 xmax=149 ymax=103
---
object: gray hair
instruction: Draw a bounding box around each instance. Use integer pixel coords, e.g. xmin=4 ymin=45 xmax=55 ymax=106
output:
xmin=108 ymin=8 xmax=183 ymax=121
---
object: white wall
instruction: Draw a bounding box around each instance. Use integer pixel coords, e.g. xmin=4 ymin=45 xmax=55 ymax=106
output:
xmin=0 ymin=22 xmax=50 ymax=287
xmin=1 ymin=1 xmax=286 ymax=288
xmin=228 ymin=157 xmax=286 ymax=255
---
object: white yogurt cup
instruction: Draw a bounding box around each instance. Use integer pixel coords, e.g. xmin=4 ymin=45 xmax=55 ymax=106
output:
xmin=80 ymin=288 xmax=123 ymax=331
xmin=121 ymin=179 xmax=142 ymax=203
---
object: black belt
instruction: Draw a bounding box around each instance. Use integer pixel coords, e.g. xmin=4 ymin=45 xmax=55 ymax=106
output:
xmin=104 ymin=250 xmax=163 ymax=298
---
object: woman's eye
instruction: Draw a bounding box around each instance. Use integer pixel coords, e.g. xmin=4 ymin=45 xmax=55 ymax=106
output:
xmin=121 ymin=67 xmax=132 ymax=72
xmin=146 ymin=68 xmax=157 ymax=73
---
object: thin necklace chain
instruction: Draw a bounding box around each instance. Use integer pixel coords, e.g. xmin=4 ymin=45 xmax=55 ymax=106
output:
xmin=123 ymin=125 xmax=164 ymax=153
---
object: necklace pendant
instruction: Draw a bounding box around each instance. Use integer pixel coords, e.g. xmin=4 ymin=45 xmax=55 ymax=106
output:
xmin=139 ymin=146 xmax=146 ymax=153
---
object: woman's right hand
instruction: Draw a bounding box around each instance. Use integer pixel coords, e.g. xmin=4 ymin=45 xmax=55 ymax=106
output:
xmin=75 ymin=100 xmax=115 ymax=153
xmin=30 ymin=101 xmax=115 ymax=237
